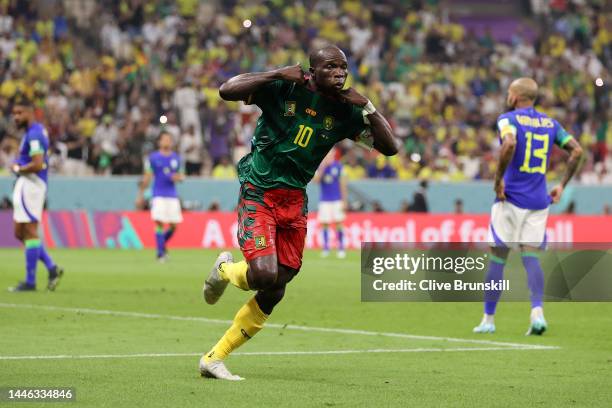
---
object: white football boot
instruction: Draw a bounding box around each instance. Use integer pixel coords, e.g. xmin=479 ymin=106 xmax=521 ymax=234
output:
xmin=203 ymin=251 xmax=233 ymax=305
xmin=199 ymin=357 xmax=244 ymax=381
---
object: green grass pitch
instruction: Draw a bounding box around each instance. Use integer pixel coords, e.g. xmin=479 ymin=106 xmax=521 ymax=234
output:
xmin=0 ymin=249 xmax=610 ymax=407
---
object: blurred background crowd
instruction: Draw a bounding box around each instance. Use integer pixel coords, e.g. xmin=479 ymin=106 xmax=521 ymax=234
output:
xmin=0 ymin=0 xmax=610 ymax=183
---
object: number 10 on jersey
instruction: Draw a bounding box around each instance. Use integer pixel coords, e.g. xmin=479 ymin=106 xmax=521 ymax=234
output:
xmin=294 ymin=125 xmax=313 ymax=147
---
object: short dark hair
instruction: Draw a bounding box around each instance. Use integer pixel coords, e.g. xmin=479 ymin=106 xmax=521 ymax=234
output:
xmin=12 ymin=93 xmax=33 ymax=107
xmin=157 ymin=131 xmax=173 ymax=143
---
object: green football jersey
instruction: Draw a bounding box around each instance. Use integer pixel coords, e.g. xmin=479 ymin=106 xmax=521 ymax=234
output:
xmin=237 ymin=80 xmax=368 ymax=190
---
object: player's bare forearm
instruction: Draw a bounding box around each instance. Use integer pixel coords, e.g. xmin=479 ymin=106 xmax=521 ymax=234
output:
xmin=219 ymin=64 xmax=305 ymax=102
xmin=219 ymin=72 xmax=279 ymax=101
xmin=560 ymin=138 xmax=583 ymax=188
xmin=13 ymin=155 xmax=44 ymax=174
xmin=339 ymin=88 xmax=398 ymax=156
xmin=139 ymin=173 xmax=152 ymax=195
xmin=494 ymin=135 xmax=516 ymax=185
xmin=171 ymin=173 xmax=185 ymax=182
xmin=368 ymin=112 xmax=399 ymax=156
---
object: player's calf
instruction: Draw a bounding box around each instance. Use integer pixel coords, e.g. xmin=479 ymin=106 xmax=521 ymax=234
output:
xmin=255 ymin=285 xmax=286 ymax=315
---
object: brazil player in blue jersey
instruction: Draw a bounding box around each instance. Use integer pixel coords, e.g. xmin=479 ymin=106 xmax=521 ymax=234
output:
xmin=315 ymin=148 xmax=347 ymax=258
xmin=137 ymin=131 xmax=185 ymax=262
xmin=473 ymin=78 xmax=583 ymax=335
xmin=9 ymin=96 xmax=63 ymax=292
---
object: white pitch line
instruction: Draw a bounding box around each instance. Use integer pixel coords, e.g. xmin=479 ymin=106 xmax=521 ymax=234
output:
xmin=0 ymin=346 xmax=550 ymax=361
xmin=0 ymin=303 xmax=559 ymax=351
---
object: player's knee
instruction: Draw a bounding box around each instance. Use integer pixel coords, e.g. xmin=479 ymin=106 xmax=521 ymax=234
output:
xmin=248 ymin=256 xmax=279 ymax=289
xmin=250 ymin=270 xmax=277 ymax=290
xmin=13 ymin=226 xmax=22 ymax=241
xmin=491 ymin=246 xmax=510 ymax=260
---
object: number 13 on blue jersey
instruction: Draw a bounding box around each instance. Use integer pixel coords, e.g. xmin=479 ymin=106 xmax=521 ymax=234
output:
xmin=520 ymin=132 xmax=549 ymax=174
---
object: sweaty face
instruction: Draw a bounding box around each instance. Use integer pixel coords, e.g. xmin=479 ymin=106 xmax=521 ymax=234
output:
xmin=12 ymin=105 xmax=29 ymax=129
xmin=312 ymin=52 xmax=348 ymax=92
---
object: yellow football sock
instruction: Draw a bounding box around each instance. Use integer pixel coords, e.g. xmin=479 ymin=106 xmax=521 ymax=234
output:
xmin=220 ymin=260 xmax=250 ymax=290
xmin=204 ymin=297 xmax=268 ymax=362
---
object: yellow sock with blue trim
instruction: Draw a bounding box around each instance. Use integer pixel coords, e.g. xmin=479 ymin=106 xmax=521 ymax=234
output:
xmin=219 ymin=260 xmax=250 ymax=290
xmin=204 ymin=297 xmax=268 ymax=362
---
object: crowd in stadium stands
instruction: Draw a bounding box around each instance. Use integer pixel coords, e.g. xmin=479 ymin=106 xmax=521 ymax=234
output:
xmin=0 ymin=0 xmax=610 ymax=184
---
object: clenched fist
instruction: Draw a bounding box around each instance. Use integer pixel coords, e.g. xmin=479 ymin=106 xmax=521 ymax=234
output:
xmin=275 ymin=64 xmax=307 ymax=85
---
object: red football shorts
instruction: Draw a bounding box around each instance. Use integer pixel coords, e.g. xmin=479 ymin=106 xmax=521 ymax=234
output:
xmin=237 ymin=182 xmax=307 ymax=270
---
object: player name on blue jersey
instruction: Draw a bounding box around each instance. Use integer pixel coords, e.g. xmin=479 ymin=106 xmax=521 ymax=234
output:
xmin=496 ymin=107 xmax=573 ymax=211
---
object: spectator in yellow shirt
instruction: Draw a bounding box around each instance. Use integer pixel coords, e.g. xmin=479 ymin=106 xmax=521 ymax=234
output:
xmin=211 ymin=156 xmax=237 ymax=180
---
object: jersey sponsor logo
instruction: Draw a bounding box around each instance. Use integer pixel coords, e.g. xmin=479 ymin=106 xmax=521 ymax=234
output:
xmin=305 ymin=108 xmax=317 ymax=117
xmin=254 ymin=235 xmax=267 ymax=249
xmin=323 ymin=116 xmax=334 ymax=130
xmin=284 ymin=101 xmax=296 ymax=116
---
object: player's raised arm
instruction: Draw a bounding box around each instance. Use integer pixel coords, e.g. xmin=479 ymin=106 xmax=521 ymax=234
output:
xmin=218 ymin=64 xmax=307 ymax=103
xmin=550 ymin=137 xmax=583 ymax=203
xmin=339 ymin=88 xmax=399 ymax=156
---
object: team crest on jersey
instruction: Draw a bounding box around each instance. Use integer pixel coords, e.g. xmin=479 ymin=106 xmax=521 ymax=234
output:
xmin=171 ymin=159 xmax=178 ymax=169
xmin=323 ymin=116 xmax=334 ymax=130
xmin=284 ymin=101 xmax=296 ymax=116
xmin=254 ymin=235 xmax=267 ymax=249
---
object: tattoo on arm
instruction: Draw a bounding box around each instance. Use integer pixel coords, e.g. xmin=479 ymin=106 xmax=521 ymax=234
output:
xmin=495 ymin=133 xmax=517 ymax=184
xmin=560 ymin=138 xmax=583 ymax=187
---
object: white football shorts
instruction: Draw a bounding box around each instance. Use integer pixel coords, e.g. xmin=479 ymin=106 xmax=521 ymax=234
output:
xmin=318 ymin=200 xmax=346 ymax=224
xmin=13 ymin=175 xmax=46 ymax=223
xmin=151 ymin=197 xmax=183 ymax=224
xmin=488 ymin=201 xmax=548 ymax=249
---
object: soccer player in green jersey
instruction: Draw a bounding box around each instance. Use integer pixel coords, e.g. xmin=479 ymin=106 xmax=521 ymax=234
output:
xmin=200 ymin=45 xmax=399 ymax=380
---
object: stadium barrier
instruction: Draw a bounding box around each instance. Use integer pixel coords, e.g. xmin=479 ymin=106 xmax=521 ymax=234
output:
xmin=1 ymin=211 xmax=610 ymax=249
xmin=1 ymin=176 xmax=612 ymax=214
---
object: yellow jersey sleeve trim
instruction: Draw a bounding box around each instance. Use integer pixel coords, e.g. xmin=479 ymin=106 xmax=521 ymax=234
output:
xmin=499 ymin=125 xmax=516 ymax=139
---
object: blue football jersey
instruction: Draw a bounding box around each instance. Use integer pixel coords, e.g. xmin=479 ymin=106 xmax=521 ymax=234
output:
xmin=496 ymin=107 xmax=573 ymax=210
xmin=146 ymin=151 xmax=182 ymax=198
xmin=16 ymin=122 xmax=50 ymax=183
xmin=320 ymin=161 xmax=343 ymax=202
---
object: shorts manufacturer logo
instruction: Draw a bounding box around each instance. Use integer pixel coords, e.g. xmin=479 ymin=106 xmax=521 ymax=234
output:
xmin=284 ymin=101 xmax=296 ymax=116
xmin=323 ymin=116 xmax=334 ymax=130
xmin=254 ymin=235 xmax=267 ymax=249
